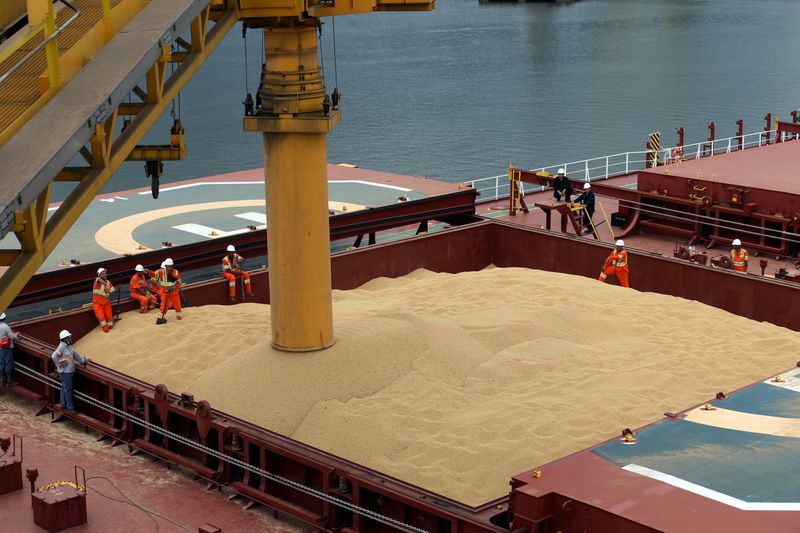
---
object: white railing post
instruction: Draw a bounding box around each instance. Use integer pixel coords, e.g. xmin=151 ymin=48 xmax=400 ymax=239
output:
xmin=605 ymin=156 xmax=609 ymax=179
xmin=584 ymin=160 xmax=589 ymax=181
xmin=495 ymin=176 xmax=499 ymax=201
xmin=625 ymin=152 xmax=629 ymax=174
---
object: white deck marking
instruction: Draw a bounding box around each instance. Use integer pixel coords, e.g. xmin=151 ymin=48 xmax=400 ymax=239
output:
xmin=136 ymin=182 xmax=260 ymax=195
xmin=333 ymin=180 xmax=412 ymax=192
xmin=234 ymin=212 xmax=267 ymax=224
xmin=764 ymin=369 xmax=800 ymax=392
xmin=171 ymin=224 xmax=253 ymax=239
xmin=136 ymin=180 xmax=412 ymax=195
xmin=623 ymin=464 xmax=800 ymax=511
xmin=100 ymin=198 xmax=115 ymax=203
xmin=114 ymin=196 xmax=128 ymax=200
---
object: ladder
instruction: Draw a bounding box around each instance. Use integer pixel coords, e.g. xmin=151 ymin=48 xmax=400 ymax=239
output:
xmin=566 ymin=200 xmax=615 ymax=241
xmin=508 ymin=167 xmax=529 ymax=216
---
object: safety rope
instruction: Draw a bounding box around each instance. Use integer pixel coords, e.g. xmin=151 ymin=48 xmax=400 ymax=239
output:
xmin=12 ymin=362 xmax=429 ymax=533
xmin=593 ymin=193 xmax=800 ymax=247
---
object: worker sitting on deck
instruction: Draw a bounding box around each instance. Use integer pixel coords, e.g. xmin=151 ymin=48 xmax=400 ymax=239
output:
xmin=92 ymin=268 xmax=116 ymax=333
xmin=130 ymin=264 xmax=159 ymax=313
xmin=155 ymin=258 xmax=183 ymax=323
xmin=731 ymin=238 xmax=749 ymax=272
xmin=0 ymin=312 xmax=20 ymax=387
xmin=599 ymin=239 xmax=629 ymax=288
xmin=51 ymin=329 xmax=87 ymax=414
xmin=552 ymin=168 xmax=573 ymax=202
xmin=574 ymin=182 xmax=596 ymax=228
xmin=222 ymin=245 xmax=253 ymax=302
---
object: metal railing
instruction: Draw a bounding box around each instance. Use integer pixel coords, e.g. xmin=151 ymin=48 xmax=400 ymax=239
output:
xmin=467 ymin=128 xmax=785 ymax=203
xmin=0 ymin=0 xmax=81 ymax=86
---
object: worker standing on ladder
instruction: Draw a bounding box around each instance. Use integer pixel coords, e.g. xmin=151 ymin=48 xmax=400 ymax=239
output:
xmin=574 ymin=182 xmax=596 ymax=227
xmin=731 ymin=239 xmax=749 ymax=272
xmin=92 ymin=268 xmax=116 ymax=333
xmin=129 ymin=264 xmax=159 ymax=313
xmin=599 ymin=239 xmax=629 ymax=288
xmin=552 ymin=168 xmax=573 ymax=202
xmin=222 ymin=245 xmax=253 ymax=302
xmin=155 ymin=258 xmax=183 ymax=323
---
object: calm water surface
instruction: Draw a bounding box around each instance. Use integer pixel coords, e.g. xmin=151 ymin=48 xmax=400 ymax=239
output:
xmin=91 ymin=0 xmax=800 ymax=198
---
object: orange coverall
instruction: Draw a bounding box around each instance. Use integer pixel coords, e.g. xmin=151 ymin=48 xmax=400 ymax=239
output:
xmin=129 ymin=271 xmax=158 ymax=313
xmin=222 ymin=254 xmax=252 ymax=298
xmin=731 ymin=248 xmax=748 ymax=272
xmin=92 ymin=277 xmax=114 ymax=332
xmin=155 ymin=267 xmax=182 ymax=319
xmin=598 ymin=249 xmax=629 ymax=288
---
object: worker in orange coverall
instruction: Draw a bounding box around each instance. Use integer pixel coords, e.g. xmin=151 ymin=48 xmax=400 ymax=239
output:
xmin=598 ymin=239 xmax=629 ymax=288
xmin=730 ymin=238 xmax=749 ymax=272
xmin=92 ymin=267 xmax=116 ymax=332
xmin=155 ymin=258 xmax=182 ymax=323
xmin=222 ymin=245 xmax=253 ymax=302
xmin=129 ymin=264 xmax=159 ymax=313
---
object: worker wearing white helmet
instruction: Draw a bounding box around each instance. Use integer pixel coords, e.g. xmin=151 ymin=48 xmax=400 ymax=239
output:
xmin=51 ymin=329 xmax=87 ymax=414
xmin=155 ymin=258 xmax=183 ymax=324
xmin=0 ymin=310 xmax=20 ymax=386
xmin=574 ymin=181 xmax=596 ymax=229
xmin=222 ymin=244 xmax=253 ymax=302
xmin=92 ymin=267 xmax=116 ymax=333
xmin=599 ymin=239 xmax=629 ymax=288
xmin=730 ymin=238 xmax=748 ymax=272
xmin=552 ymin=167 xmax=573 ymax=203
xmin=130 ymin=264 xmax=159 ymax=313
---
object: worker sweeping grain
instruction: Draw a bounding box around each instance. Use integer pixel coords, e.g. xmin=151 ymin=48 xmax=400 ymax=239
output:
xmin=222 ymin=245 xmax=253 ymax=302
xmin=92 ymin=268 xmax=116 ymax=332
xmin=155 ymin=258 xmax=183 ymax=324
xmin=599 ymin=240 xmax=629 ymax=287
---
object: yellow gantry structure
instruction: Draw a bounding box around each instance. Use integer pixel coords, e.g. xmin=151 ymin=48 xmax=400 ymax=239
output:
xmin=0 ymin=0 xmax=433 ymax=351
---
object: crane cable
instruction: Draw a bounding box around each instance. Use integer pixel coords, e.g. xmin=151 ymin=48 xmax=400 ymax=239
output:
xmin=11 ymin=361 xmax=430 ymax=533
xmin=331 ymin=17 xmax=338 ymax=90
xmin=243 ymin=24 xmax=249 ymax=95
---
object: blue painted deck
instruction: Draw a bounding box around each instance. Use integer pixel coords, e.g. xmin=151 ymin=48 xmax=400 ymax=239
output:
xmin=594 ymin=371 xmax=800 ymax=504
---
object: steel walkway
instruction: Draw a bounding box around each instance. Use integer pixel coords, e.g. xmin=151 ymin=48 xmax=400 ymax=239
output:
xmin=0 ymin=0 xmax=122 ymax=142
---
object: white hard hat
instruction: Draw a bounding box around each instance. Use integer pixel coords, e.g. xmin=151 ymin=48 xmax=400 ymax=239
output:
xmin=615 ymin=239 xmax=625 ymax=247
xmin=59 ymin=329 xmax=72 ymax=340
xmin=97 ymin=267 xmax=106 ymax=275
xmin=732 ymin=239 xmax=742 ymax=246
xmin=164 ymin=258 xmax=174 ymax=266
xmin=583 ymin=182 xmax=591 ymax=189
xmin=557 ymin=168 xmax=565 ymax=175
xmin=135 ymin=264 xmax=144 ymax=272
xmin=226 ymin=245 xmax=235 ymax=252
xmin=0 ymin=312 xmax=5 ymax=321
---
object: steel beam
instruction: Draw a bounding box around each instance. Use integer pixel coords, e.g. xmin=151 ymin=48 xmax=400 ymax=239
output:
xmin=0 ymin=2 xmax=238 ymax=313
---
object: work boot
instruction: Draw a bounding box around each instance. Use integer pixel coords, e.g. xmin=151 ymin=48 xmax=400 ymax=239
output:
xmin=5 ymin=373 xmax=16 ymax=387
xmin=229 ymin=297 xmax=236 ymax=302
xmin=102 ymin=326 xmax=109 ymax=333
xmin=1 ymin=373 xmax=5 ymax=386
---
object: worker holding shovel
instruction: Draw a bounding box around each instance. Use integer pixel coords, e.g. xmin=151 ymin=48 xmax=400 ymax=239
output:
xmin=154 ymin=258 xmax=183 ymax=324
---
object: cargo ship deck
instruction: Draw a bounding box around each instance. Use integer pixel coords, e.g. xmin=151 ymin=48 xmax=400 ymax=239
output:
xmin=5 ymin=130 xmax=800 ymax=532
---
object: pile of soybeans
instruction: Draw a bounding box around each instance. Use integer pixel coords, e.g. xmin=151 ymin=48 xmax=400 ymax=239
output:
xmin=76 ymin=267 xmax=800 ymax=505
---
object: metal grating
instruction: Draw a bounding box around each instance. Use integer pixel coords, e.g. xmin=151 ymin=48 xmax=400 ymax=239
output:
xmin=0 ymin=0 xmax=122 ymax=139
